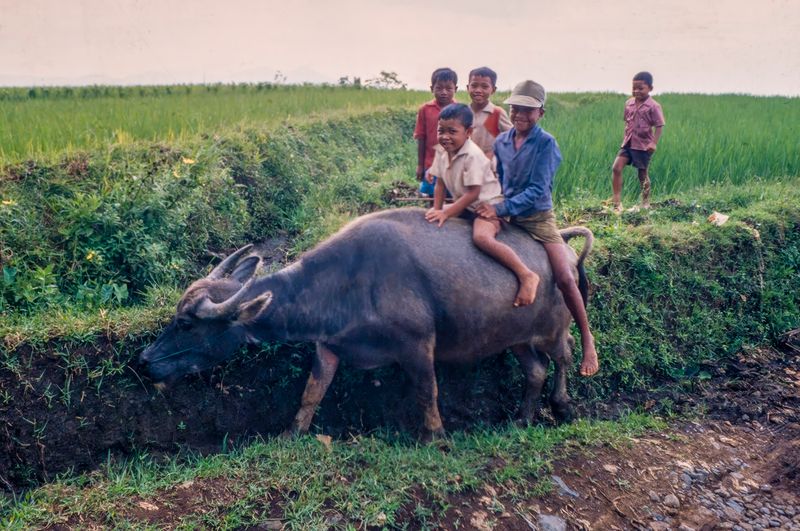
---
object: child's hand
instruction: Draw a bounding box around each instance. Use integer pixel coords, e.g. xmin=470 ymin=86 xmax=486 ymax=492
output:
xmin=416 ymin=165 xmax=425 ymax=181
xmin=647 ymin=142 xmax=658 ymax=153
xmin=425 ymin=171 xmax=434 ymax=184
xmin=425 ymin=208 xmax=449 ymax=227
xmin=475 ymin=202 xmax=498 ymax=220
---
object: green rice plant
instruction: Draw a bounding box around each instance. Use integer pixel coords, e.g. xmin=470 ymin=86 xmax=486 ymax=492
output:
xmin=2 ymin=85 xmax=797 ymax=203
xmin=0 ymin=84 xmax=424 ymax=165
xmin=546 ymin=92 xmax=800 ymax=203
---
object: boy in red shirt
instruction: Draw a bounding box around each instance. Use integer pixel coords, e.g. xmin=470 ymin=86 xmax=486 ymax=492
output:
xmin=611 ymin=71 xmax=665 ymax=212
xmin=415 ymin=67 xmax=458 ymax=196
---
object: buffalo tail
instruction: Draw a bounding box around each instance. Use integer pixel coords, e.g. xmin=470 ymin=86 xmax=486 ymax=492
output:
xmin=559 ymin=226 xmax=594 ymax=307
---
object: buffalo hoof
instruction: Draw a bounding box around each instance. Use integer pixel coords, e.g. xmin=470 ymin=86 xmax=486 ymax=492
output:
xmin=515 ymin=400 xmax=543 ymax=426
xmin=419 ymin=427 xmax=446 ymax=444
xmin=279 ymin=427 xmax=306 ymax=439
xmin=550 ymin=401 xmax=573 ymax=424
xmin=514 ymin=412 xmax=541 ymax=428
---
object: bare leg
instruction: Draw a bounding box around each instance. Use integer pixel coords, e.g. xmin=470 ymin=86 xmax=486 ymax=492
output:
xmin=543 ymin=242 xmax=598 ymax=377
xmin=400 ymin=339 xmax=444 ymax=441
xmin=612 ymin=155 xmax=628 ymax=213
xmin=286 ymin=342 xmax=340 ymax=435
xmin=473 ymin=217 xmax=540 ymax=306
xmin=511 ymin=344 xmax=549 ymax=424
xmin=638 ymin=167 xmax=651 ymax=208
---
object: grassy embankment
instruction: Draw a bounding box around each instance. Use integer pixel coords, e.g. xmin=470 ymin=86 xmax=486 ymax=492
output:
xmin=1 ymin=86 xmax=799 ymax=527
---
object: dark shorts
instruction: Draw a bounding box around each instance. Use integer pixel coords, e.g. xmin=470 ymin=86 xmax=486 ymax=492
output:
xmin=617 ymin=145 xmax=652 ymax=170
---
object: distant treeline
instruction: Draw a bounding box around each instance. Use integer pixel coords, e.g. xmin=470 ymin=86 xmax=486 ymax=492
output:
xmin=0 ymin=82 xmax=368 ymax=102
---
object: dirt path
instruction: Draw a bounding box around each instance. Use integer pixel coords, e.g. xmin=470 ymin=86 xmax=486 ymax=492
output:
xmin=438 ymin=339 xmax=800 ymax=531
xmin=452 ymin=419 xmax=799 ymax=530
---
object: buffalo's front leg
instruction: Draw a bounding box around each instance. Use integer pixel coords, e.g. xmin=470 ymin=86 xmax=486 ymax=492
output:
xmin=511 ymin=343 xmax=549 ymax=425
xmin=400 ymin=339 xmax=444 ymax=441
xmin=285 ymin=342 xmax=339 ymax=436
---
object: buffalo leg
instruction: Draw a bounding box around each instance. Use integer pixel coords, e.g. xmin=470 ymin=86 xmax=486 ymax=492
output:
xmin=400 ymin=340 xmax=444 ymax=441
xmin=548 ymin=334 xmax=575 ymax=423
xmin=511 ymin=344 xmax=549 ymax=425
xmin=286 ymin=342 xmax=340 ymax=436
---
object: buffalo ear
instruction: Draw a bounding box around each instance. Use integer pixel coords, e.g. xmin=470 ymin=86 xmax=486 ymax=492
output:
xmin=237 ymin=291 xmax=273 ymax=324
xmin=230 ymin=256 xmax=260 ymax=284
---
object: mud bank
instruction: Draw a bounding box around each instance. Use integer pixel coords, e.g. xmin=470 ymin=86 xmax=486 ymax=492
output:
xmin=1 ymin=339 xmax=536 ymax=492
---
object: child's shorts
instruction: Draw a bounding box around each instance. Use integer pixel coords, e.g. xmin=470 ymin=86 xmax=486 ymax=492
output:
xmin=419 ymin=171 xmax=451 ymax=198
xmin=419 ymin=174 xmax=437 ymax=196
xmin=508 ymin=210 xmax=564 ymax=244
xmin=617 ymin=145 xmax=652 ymax=170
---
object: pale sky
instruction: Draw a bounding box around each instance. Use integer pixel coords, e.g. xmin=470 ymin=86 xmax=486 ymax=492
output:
xmin=1 ymin=0 xmax=799 ymax=96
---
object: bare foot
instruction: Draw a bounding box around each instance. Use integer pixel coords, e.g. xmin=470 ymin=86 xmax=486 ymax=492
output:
xmin=613 ymin=203 xmax=623 ymax=215
xmin=513 ymin=272 xmax=540 ymax=307
xmin=579 ymin=336 xmax=599 ymax=377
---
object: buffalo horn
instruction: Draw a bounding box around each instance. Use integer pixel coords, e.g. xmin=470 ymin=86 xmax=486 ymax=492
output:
xmin=193 ymin=278 xmax=257 ymax=320
xmin=207 ymin=244 xmax=254 ymax=280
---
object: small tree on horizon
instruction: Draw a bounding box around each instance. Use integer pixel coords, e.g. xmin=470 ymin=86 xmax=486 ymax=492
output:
xmin=364 ymin=71 xmax=406 ymax=90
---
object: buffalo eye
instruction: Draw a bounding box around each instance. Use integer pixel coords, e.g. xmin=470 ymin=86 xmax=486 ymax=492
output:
xmin=176 ymin=318 xmax=193 ymax=331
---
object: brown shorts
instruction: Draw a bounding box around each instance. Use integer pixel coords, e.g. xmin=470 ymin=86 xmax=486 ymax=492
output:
xmin=617 ymin=145 xmax=652 ymax=170
xmin=508 ymin=210 xmax=564 ymax=244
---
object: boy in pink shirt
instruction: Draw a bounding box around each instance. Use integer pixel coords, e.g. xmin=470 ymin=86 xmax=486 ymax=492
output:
xmin=611 ymin=71 xmax=665 ymax=212
xmin=415 ymin=67 xmax=457 ymax=197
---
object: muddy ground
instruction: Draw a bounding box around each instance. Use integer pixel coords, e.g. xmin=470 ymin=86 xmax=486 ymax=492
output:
xmin=34 ymin=331 xmax=799 ymax=530
xmin=440 ymin=333 xmax=800 ymax=531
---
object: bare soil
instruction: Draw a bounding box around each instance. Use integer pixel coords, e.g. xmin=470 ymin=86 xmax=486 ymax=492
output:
xmin=429 ymin=334 xmax=800 ymax=531
xmin=35 ymin=333 xmax=800 ymax=530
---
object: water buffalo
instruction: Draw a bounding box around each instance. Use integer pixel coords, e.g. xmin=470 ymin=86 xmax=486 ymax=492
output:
xmin=139 ymin=207 xmax=593 ymax=440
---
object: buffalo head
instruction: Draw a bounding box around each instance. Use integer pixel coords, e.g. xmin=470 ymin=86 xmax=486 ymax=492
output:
xmin=138 ymin=245 xmax=273 ymax=387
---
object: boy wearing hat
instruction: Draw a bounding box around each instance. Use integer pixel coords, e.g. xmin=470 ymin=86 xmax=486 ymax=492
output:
xmin=476 ymin=80 xmax=599 ymax=377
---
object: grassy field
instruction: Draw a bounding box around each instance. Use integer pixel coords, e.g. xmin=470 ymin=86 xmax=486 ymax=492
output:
xmin=0 ymin=84 xmax=423 ymax=164
xmin=2 ymin=85 xmax=798 ymax=199
xmin=548 ymin=92 xmax=800 ymax=197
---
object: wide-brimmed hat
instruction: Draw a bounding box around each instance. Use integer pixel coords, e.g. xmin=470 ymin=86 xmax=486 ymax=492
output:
xmin=504 ymin=80 xmax=546 ymax=108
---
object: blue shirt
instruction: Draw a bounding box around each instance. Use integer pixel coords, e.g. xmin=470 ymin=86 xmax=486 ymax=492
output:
xmin=493 ymin=125 xmax=562 ymax=217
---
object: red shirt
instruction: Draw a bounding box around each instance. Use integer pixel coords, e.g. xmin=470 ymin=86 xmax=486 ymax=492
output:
xmin=413 ymin=99 xmax=455 ymax=169
xmin=621 ymin=96 xmax=665 ymax=150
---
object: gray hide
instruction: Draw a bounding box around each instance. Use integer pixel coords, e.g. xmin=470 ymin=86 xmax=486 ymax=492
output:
xmin=139 ymin=207 xmax=592 ymax=439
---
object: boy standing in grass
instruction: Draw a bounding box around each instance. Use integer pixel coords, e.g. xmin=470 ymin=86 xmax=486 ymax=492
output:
xmin=415 ymin=68 xmax=458 ymax=197
xmin=611 ymin=71 xmax=665 ymax=212
xmin=425 ymin=103 xmax=539 ymax=307
xmin=476 ymin=80 xmax=599 ymax=377
xmin=466 ymin=67 xmax=512 ymax=162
